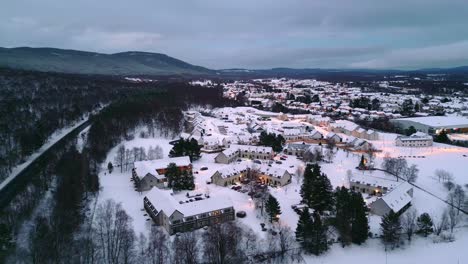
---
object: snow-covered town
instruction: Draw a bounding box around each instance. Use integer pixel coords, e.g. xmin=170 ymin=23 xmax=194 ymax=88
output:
xmin=94 ymin=80 xmax=468 ymax=263
xmin=3 ymin=2 xmax=468 ymax=262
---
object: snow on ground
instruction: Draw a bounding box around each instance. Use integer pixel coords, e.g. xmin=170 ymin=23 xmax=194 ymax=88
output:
xmin=304 ymin=227 xmax=468 ymax=264
xmin=0 ymin=117 xmax=89 ymax=191
xmin=76 ymin=125 xmax=91 ymax=153
xmin=95 ymin=107 xmax=468 ymax=263
xmin=97 ymin=136 xmax=175 ymax=235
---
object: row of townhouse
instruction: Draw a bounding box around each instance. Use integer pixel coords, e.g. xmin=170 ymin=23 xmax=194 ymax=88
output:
xmin=144 ymin=188 xmax=235 ymax=235
xmin=214 ymin=144 xmax=274 ymax=164
xmin=345 ymin=137 xmax=374 ymax=151
xmin=328 ymin=120 xmax=379 ymax=140
xmin=210 ymin=162 xmax=292 ymax=187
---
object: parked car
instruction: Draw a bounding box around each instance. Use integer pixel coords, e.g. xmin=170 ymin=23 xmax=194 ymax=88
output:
xmin=253 ymin=159 xmax=262 ymax=164
xmin=200 ymin=166 xmax=208 ymax=171
xmin=236 ymin=211 xmax=247 ymax=218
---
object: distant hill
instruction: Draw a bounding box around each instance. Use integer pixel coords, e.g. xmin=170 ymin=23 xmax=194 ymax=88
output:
xmin=1 ymin=47 xmax=467 ymax=77
xmin=0 ymin=47 xmax=213 ymax=76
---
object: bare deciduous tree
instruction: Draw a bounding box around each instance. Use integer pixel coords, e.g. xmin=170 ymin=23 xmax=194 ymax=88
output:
xmin=447 ymin=205 xmax=459 ymax=234
xmin=403 ymin=164 xmax=419 ymax=183
xmin=202 ymin=222 xmax=244 ymax=263
xmin=401 ymin=208 xmax=417 ymax=242
xmin=450 ymin=185 xmax=466 ymax=215
xmin=94 ymin=199 xmax=135 ymax=264
xmin=432 ymin=211 xmax=448 ymax=236
xmin=114 ymin=145 xmax=126 ymax=173
xmin=435 ymin=169 xmax=453 ymax=183
xmin=147 ymin=227 xmax=169 ymax=264
xmin=277 ymin=226 xmax=296 ymax=259
xmin=173 ymin=232 xmax=199 ymax=264
xmin=324 ymin=149 xmax=335 ymax=163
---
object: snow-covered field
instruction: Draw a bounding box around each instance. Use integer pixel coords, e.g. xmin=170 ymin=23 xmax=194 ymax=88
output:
xmin=95 ymin=109 xmax=468 ymax=264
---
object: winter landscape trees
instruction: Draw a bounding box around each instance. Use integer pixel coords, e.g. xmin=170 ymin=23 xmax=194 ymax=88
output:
xmin=165 ymin=163 xmax=195 ymax=190
xmin=258 ymin=132 xmax=286 ymax=152
xmin=300 ymin=164 xmax=333 ymax=213
xmin=169 ymin=138 xmax=201 ymax=162
xmin=334 ymin=187 xmax=369 ymax=246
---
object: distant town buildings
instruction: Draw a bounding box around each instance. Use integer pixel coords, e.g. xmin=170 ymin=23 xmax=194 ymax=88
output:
xmin=395 ymin=132 xmax=433 ymax=147
xmin=391 ymin=116 xmax=468 ymax=135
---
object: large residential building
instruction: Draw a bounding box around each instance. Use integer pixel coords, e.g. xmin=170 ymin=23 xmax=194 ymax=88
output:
xmin=214 ymin=144 xmax=274 ymax=164
xmin=132 ymin=156 xmax=192 ymax=191
xmin=395 ymin=132 xmax=433 ymax=147
xmin=391 ymin=116 xmax=468 ymax=135
xmin=144 ymin=188 xmax=235 ymax=235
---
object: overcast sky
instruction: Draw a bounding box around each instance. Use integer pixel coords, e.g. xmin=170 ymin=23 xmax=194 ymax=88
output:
xmin=2 ymin=0 xmax=468 ymax=69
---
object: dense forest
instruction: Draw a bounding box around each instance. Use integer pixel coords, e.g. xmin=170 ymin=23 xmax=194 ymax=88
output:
xmin=0 ymin=68 xmax=236 ymax=263
xmin=0 ymin=68 xmax=142 ymax=181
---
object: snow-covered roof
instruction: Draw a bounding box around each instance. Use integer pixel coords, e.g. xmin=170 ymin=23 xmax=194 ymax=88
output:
xmin=258 ymin=165 xmax=290 ymax=179
xmin=145 ymin=188 xmax=233 ymax=218
xmin=393 ymin=116 xmax=468 ymax=128
xmin=330 ymin=120 xmax=360 ymax=131
xmin=350 ymin=172 xmax=399 ymax=190
xmin=379 ymin=182 xmax=413 ymax=212
xmin=286 ymin=143 xmax=312 ymax=150
xmin=222 ymin=144 xmax=273 ymax=157
xmin=134 ymin=156 xmax=191 ymax=176
xmin=216 ymin=163 xmax=249 ymax=178
xmin=397 ymin=132 xmax=432 ymax=141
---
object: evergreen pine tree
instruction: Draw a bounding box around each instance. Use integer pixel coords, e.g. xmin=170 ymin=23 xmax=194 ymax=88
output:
xmin=416 ymin=213 xmax=434 ymax=237
xmin=334 ymin=187 xmax=352 ymax=246
xmin=301 ymin=164 xmax=334 ymax=213
xmin=358 ymin=155 xmax=366 ymax=169
xmin=181 ymin=170 xmax=195 ymax=190
xmin=308 ymin=212 xmax=329 ymax=255
xmin=189 ymin=138 xmax=201 ymax=161
xmin=296 ymin=207 xmax=312 ymax=246
xmin=350 ymin=192 xmax=369 ymax=244
xmin=380 ymin=210 xmax=402 ymax=250
xmin=107 ymin=161 xmax=113 ymax=174
xmin=165 ymin=163 xmax=181 ymax=189
xmin=169 ymin=139 xmax=185 ymax=158
xmin=300 ymin=164 xmax=314 ymax=205
xmin=265 ymin=195 xmax=282 ymax=223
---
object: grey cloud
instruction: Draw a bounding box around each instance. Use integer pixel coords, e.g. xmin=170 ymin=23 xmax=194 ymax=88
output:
xmin=1 ymin=0 xmax=468 ymax=69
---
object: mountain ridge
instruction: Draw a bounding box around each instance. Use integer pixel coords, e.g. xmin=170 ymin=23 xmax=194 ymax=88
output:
xmin=0 ymin=47 xmax=212 ymax=76
xmin=1 ymin=47 xmax=468 ymax=76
